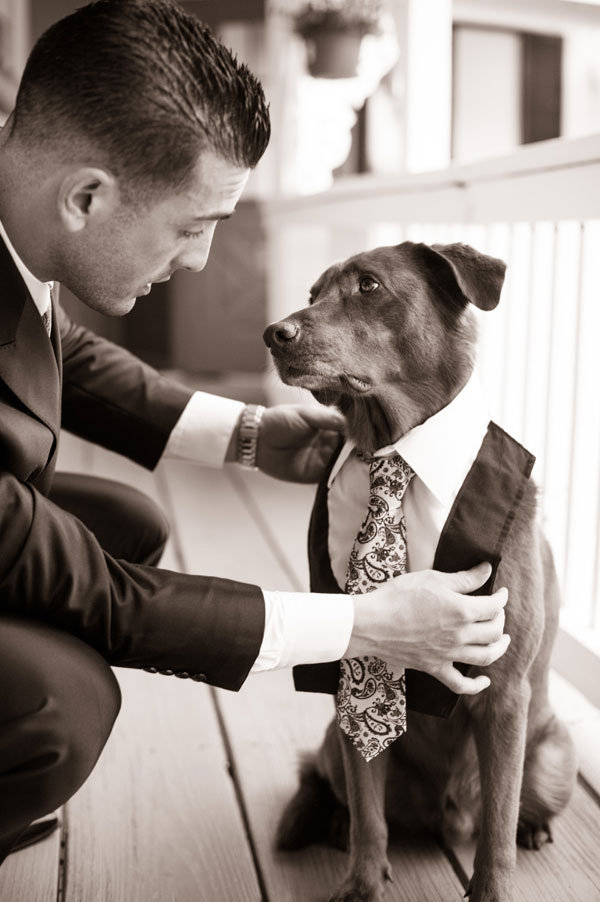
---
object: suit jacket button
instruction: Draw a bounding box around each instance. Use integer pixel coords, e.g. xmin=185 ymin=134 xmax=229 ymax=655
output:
xmin=158 ymin=669 xmax=174 ymax=676
xmin=175 ymin=671 xmax=189 ymax=679
xmin=191 ymin=673 xmax=207 ymax=682
xmin=143 ymin=666 xmax=158 ymax=674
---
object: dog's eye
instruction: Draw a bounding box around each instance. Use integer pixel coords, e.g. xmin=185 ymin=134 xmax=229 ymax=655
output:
xmin=359 ymin=275 xmax=379 ymax=294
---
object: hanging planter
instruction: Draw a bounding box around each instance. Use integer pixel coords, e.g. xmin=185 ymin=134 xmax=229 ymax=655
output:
xmin=291 ymin=1 xmax=382 ymax=80
xmin=305 ymin=28 xmax=363 ymax=78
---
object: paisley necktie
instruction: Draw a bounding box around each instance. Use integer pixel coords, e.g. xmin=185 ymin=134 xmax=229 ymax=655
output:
xmin=336 ymin=452 xmax=414 ymax=762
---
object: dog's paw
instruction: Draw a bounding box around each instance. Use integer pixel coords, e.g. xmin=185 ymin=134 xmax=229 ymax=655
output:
xmin=328 ymin=882 xmax=384 ymax=902
xmin=516 ymin=819 xmax=553 ymax=850
xmin=328 ymin=890 xmax=380 ymax=902
xmin=465 ymin=873 xmax=514 ymax=902
xmin=328 ymin=861 xmax=392 ymax=902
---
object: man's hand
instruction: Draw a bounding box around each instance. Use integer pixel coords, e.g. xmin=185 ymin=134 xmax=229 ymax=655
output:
xmin=256 ymin=404 xmax=346 ymax=483
xmin=345 ymin=562 xmax=510 ymax=695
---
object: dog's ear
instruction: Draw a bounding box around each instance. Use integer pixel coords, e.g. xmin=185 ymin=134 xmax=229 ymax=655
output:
xmin=426 ymin=243 xmax=506 ymax=311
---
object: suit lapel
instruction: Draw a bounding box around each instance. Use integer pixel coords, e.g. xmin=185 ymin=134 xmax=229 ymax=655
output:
xmin=406 ymin=422 xmax=536 ymax=717
xmin=0 ymin=236 xmax=61 ymax=441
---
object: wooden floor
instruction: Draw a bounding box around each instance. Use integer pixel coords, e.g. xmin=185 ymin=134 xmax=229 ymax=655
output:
xmin=2 ymin=431 xmax=600 ymax=902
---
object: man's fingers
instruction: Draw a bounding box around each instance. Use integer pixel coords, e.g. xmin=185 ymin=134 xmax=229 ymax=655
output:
xmin=435 ymin=666 xmax=492 ymax=695
xmin=440 ymin=561 xmax=493 ymax=594
xmin=465 ymin=586 xmax=509 ymax=622
xmin=456 ymin=633 xmax=511 ymax=667
xmin=461 ymin=609 xmax=505 ymax=646
xmin=299 ymin=405 xmax=346 ymax=431
xmin=318 ymin=429 xmax=345 ymax=448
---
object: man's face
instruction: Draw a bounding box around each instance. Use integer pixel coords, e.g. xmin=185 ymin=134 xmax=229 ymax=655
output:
xmin=62 ymin=151 xmax=250 ymax=315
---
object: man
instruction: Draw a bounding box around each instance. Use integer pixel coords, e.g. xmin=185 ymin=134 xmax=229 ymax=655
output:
xmin=0 ymin=0 xmax=509 ymax=862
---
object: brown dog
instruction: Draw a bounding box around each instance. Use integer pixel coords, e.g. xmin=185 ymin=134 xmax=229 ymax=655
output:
xmin=263 ymin=242 xmax=577 ymax=902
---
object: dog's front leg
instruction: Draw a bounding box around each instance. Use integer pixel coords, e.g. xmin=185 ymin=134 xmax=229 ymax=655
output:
xmin=330 ymin=729 xmax=391 ymax=902
xmin=468 ymin=682 xmax=531 ymax=902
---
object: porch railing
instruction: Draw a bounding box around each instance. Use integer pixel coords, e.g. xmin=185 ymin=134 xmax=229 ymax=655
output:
xmin=264 ymin=133 xmax=600 ymax=706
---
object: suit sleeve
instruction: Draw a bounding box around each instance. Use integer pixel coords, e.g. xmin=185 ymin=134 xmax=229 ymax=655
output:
xmin=0 ymin=471 xmax=265 ymax=690
xmin=58 ymin=305 xmax=194 ymax=469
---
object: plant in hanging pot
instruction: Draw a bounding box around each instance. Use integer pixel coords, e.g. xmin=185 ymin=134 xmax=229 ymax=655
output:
xmin=291 ymin=0 xmax=383 ymax=79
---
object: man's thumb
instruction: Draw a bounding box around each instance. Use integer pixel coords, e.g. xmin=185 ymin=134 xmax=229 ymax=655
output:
xmin=445 ymin=561 xmax=493 ymax=593
xmin=304 ymin=406 xmax=346 ymax=431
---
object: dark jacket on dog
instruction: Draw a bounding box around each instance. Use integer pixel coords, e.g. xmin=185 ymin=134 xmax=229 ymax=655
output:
xmin=294 ymin=422 xmax=535 ymax=717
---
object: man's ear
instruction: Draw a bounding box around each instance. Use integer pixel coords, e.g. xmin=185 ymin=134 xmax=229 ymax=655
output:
xmin=57 ymin=167 xmax=118 ymax=233
xmin=423 ymin=242 xmax=506 ymax=311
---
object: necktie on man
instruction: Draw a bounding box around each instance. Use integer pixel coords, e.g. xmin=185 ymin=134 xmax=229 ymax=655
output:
xmin=336 ymin=452 xmax=415 ymax=762
xmin=41 ymin=306 xmax=52 ymax=337
xmin=42 ymin=282 xmax=54 ymax=337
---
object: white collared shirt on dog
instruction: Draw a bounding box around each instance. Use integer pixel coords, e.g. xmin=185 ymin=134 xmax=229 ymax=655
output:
xmin=327 ymin=373 xmax=491 ymax=586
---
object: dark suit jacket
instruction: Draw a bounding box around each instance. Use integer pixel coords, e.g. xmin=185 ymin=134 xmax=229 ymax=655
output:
xmin=0 ymin=237 xmax=264 ymax=691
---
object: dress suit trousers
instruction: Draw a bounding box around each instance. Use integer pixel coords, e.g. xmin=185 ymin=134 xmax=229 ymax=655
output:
xmin=0 ymin=473 xmax=169 ymax=862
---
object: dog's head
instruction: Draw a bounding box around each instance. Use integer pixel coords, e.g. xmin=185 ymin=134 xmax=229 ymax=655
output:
xmin=264 ymin=241 xmax=505 ymax=449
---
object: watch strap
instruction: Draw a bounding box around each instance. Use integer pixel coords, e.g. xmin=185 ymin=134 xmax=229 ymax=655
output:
xmin=237 ymin=404 xmax=265 ymax=470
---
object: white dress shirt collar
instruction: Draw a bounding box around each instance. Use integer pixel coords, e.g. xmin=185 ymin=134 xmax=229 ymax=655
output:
xmin=0 ymin=217 xmax=53 ymax=316
xmin=328 ymin=373 xmax=490 ymax=506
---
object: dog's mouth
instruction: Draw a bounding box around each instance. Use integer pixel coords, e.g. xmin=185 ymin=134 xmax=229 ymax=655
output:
xmin=276 ymin=360 xmax=372 ymax=395
xmin=341 ymin=374 xmax=371 ymax=394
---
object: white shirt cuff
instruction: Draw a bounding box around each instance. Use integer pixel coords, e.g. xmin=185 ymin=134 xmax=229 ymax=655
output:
xmin=251 ymin=590 xmax=354 ymax=672
xmin=163 ymin=391 xmax=244 ymax=468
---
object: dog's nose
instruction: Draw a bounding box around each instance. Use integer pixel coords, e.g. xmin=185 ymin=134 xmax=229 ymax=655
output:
xmin=263 ymin=320 xmax=300 ymax=348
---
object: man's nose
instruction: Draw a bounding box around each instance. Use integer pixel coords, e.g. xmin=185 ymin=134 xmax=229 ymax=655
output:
xmin=178 ymin=247 xmax=210 ymax=273
xmin=176 ymin=232 xmax=215 ymax=273
xmin=263 ymin=320 xmax=300 ymax=348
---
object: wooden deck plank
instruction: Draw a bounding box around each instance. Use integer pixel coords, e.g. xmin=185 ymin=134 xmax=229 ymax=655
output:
xmin=549 ymin=671 xmax=600 ymax=797
xmin=0 ymin=820 xmax=62 ymax=902
xmin=165 ymin=462 xmax=465 ymax=901
xmin=65 ymin=669 xmax=261 ymax=902
xmin=450 ymin=781 xmax=600 ymax=901
xmin=159 ymin=460 xmax=295 ymax=588
xmin=445 ymin=669 xmax=600 ymax=901
xmin=218 ymin=670 xmax=465 ymax=902
xmin=57 ymin=429 xmax=94 ymax=472
xmin=56 ymin=442 xmax=261 ymax=902
xmin=228 ymin=468 xmax=315 ymax=591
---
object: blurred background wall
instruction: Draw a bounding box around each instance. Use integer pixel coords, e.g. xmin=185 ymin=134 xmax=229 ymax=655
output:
xmin=1 ymin=0 xmax=599 ymax=374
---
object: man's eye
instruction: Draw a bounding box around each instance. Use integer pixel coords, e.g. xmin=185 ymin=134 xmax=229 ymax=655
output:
xmin=359 ymin=275 xmax=379 ymax=293
xmin=182 ymin=230 xmax=203 ymax=240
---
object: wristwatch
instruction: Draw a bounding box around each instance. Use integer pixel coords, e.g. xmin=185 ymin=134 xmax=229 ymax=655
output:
xmin=237 ymin=404 xmax=265 ymax=470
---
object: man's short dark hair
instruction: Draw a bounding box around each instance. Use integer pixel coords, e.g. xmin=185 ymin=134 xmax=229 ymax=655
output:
xmin=12 ymin=0 xmax=270 ymax=192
